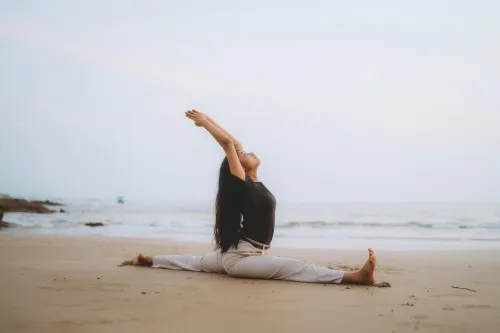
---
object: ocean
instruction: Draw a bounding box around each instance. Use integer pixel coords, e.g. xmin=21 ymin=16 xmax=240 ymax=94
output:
xmin=4 ymin=199 xmax=500 ymax=251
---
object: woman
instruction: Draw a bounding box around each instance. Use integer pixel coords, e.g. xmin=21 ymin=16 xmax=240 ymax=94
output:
xmin=124 ymin=110 xmax=376 ymax=285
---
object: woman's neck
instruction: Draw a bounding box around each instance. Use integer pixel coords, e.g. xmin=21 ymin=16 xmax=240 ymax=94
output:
xmin=246 ymin=170 xmax=259 ymax=182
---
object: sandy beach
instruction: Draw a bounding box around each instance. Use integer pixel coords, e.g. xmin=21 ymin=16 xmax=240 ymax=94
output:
xmin=1 ymin=234 xmax=499 ymax=333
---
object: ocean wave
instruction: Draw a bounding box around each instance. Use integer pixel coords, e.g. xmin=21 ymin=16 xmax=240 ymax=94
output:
xmin=20 ymin=225 xmax=45 ymax=229
xmin=276 ymin=220 xmax=500 ymax=230
xmin=351 ymin=236 xmax=500 ymax=242
xmin=282 ymin=221 xmax=330 ymax=227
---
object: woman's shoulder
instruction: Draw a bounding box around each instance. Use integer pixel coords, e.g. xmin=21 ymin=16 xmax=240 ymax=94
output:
xmin=229 ymin=174 xmax=261 ymax=189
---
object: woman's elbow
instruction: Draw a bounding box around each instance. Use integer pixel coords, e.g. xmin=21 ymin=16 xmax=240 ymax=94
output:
xmin=233 ymin=140 xmax=243 ymax=150
xmin=221 ymin=139 xmax=234 ymax=150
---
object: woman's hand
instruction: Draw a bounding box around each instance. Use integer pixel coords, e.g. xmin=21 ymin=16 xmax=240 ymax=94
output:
xmin=185 ymin=109 xmax=207 ymax=127
xmin=184 ymin=109 xmax=244 ymax=179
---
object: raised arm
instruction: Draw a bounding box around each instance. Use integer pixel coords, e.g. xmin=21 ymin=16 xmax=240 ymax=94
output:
xmin=204 ymin=115 xmax=243 ymax=150
xmin=185 ymin=110 xmax=245 ymax=180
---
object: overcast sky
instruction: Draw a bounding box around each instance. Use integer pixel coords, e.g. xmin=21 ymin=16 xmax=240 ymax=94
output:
xmin=0 ymin=0 xmax=499 ymax=202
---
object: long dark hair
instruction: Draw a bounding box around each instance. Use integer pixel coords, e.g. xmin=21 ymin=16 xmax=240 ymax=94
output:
xmin=214 ymin=157 xmax=242 ymax=252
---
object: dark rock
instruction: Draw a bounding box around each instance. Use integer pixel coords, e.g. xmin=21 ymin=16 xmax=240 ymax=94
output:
xmin=59 ymin=209 xmax=66 ymax=213
xmin=0 ymin=198 xmax=55 ymax=213
xmin=85 ymin=222 xmax=105 ymax=227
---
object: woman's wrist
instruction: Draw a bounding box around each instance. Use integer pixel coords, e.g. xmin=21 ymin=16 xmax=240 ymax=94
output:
xmin=199 ymin=118 xmax=209 ymax=127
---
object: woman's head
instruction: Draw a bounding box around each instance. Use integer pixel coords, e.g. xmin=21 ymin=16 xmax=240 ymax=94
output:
xmin=214 ymin=157 xmax=242 ymax=252
xmin=236 ymin=149 xmax=260 ymax=171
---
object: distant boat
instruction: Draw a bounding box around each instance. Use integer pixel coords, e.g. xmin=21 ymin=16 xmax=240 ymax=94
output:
xmin=116 ymin=196 xmax=125 ymax=204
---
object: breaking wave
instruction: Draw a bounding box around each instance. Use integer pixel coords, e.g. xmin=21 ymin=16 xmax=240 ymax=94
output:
xmin=276 ymin=220 xmax=500 ymax=230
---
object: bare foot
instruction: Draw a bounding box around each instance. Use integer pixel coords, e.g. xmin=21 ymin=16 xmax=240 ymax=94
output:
xmin=341 ymin=248 xmax=376 ymax=285
xmin=130 ymin=253 xmax=153 ymax=267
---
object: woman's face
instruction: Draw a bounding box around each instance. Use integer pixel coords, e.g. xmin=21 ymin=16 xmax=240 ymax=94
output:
xmin=236 ymin=149 xmax=261 ymax=170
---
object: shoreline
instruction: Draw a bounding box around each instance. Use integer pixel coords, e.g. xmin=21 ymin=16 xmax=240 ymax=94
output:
xmin=5 ymin=227 xmax=500 ymax=252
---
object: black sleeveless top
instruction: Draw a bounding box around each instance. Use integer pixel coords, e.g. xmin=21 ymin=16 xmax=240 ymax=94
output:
xmin=230 ymin=174 xmax=276 ymax=245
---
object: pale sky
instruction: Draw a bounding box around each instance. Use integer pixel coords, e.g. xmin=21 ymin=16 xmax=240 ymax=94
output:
xmin=1 ymin=0 xmax=499 ymax=202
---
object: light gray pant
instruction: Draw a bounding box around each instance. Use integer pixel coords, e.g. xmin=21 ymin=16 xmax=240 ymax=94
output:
xmin=152 ymin=240 xmax=345 ymax=284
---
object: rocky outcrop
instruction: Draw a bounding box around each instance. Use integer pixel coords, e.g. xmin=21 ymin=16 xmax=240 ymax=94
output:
xmin=0 ymin=197 xmax=63 ymax=228
xmin=85 ymin=222 xmax=105 ymax=227
xmin=0 ymin=198 xmax=61 ymax=214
